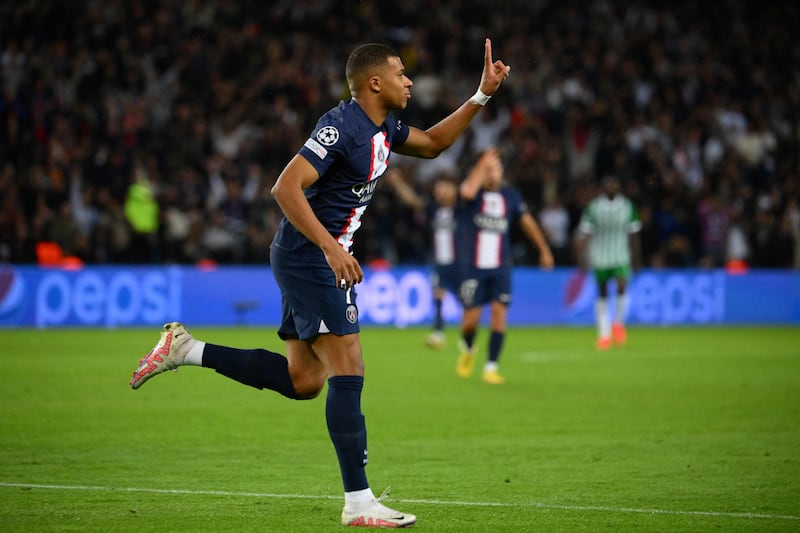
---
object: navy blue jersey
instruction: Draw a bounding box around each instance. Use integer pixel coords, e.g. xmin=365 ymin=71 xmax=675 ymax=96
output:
xmin=458 ymin=186 xmax=527 ymax=270
xmin=272 ymin=99 xmax=410 ymax=258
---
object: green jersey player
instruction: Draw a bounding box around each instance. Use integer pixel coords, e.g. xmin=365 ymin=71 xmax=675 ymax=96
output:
xmin=577 ymin=176 xmax=641 ymax=349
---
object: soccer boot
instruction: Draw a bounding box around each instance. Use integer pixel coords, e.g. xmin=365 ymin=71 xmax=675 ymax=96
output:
xmin=596 ymin=337 xmax=612 ymax=351
xmin=481 ymin=369 xmax=505 ymax=385
xmin=341 ymin=499 xmax=416 ymax=528
xmin=612 ymin=323 xmax=627 ymax=346
xmin=130 ymin=322 xmax=194 ymax=389
xmin=456 ymin=345 xmax=476 ymax=379
xmin=424 ymin=331 xmax=446 ymax=350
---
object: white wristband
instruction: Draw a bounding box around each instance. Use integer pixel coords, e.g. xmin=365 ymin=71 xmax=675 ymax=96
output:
xmin=469 ymin=88 xmax=491 ymax=106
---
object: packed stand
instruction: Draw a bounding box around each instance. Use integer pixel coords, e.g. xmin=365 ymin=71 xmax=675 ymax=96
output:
xmin=1 ymin=0 xmax=798 ymax=269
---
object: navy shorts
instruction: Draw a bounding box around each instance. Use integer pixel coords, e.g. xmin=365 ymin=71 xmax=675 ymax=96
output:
xmin=431 ymin=263 xmax=461 ymax=295
xmin=270 ymin=244 xmax=360 ymax=341
xmin=458 ymin=267 xmax=512 ymax=309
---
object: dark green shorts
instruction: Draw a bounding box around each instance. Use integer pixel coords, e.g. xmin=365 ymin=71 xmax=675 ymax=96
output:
xmin=592 ymin=266 xmax=631 ymax=284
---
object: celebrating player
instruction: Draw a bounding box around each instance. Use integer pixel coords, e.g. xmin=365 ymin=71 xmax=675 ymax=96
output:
xmin=455 ymin=148 xmax=554 ymax=384
xmin=130 ymin=39 xmax=510 ymax=528
xmin=424 ymin=175 xmax=462 ymax=349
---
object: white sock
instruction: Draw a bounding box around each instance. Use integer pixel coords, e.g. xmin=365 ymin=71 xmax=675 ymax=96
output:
xmin=595 ymin=299 xmax=610 ymax=338
xmin=484 ymin=361 xmax=498 ymax=373
xmin=345 ymin=487 xmax=375 ymax=510
xmin=615 ymin=293 xmax=629 ymax=324
xmin=184 ymin=340 xmax=206 ymax=366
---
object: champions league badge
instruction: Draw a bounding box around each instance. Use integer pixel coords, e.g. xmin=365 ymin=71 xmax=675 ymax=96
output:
xmin=316 ymin=126 xmax=339 ymax=146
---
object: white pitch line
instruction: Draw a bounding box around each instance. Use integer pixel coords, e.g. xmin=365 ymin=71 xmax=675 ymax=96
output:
xmin=1 ymin=482 xmax=798 ymax=522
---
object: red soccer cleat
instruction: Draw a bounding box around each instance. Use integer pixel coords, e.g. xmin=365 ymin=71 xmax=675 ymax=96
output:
xmin=596 ymin=337 xmax=612 ymax=351
xmin=612 ymin=323 xmax=627 ymax=346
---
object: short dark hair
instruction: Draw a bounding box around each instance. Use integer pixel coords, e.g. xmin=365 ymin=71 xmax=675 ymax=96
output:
xmin=345 ymin=43 xmax=398 ymax=91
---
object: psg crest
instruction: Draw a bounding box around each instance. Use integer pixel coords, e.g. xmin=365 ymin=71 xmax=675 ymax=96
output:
xmin=345 ymin=304 xmax=358 ymax=324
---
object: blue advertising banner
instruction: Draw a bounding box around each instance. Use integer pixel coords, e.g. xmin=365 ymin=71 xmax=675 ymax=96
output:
xmin=0 ymin=264 xmax=798 ymax=328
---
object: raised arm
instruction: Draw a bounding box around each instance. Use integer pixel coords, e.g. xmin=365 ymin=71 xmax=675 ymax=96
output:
xmin=460 ymin=148 xmax=496 ymax=200
xmin=270 ymin=155 xmax=363 ymax=289
xmin=395 ymin=38 xmax=510 ymax=159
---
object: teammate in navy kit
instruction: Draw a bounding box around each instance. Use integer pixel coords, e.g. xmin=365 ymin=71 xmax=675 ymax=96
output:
xmin=385 ymin=169 xmax=462 ymax=350
xmin=424 ymin=176 xmax=462 ymax=349
xmin=130 ymin=39 xmax=511 ymax=527
xmin=455 ymin=148 xmax=554 ymax=385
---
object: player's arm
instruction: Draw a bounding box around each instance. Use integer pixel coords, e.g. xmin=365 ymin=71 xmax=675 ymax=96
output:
xmin=460 ymin=149 xmax=496 ymax=200
xmin=394 ymin=38 xmax=510 ymax=159
xmin=574 ymin=210 xmax=594 ymax=271
xmin=628 ymin=204 xmax=643 ymax=272
xmin=519 ymin=212 xmax=555 ymax=270
xmin=384 ymin=167 xmax=424 ymax=210
xmin=270 ymin=155 xmax=363 ymax=288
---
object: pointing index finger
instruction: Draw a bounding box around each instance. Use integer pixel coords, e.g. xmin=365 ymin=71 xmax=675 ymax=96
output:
xmin=484 ymin=38 xmax=492 ymax=70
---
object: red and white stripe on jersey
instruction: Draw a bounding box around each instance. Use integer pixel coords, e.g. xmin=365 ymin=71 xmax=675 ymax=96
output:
xmin=368 ymin=131 xmax=390 ymax=181
xmin=337 ymin=131 xmax=390 ymax=251
xmin=337 ymin=204 xmax=367 ymax=251
xmin=475 ymin=191 xmax=506 ymax=269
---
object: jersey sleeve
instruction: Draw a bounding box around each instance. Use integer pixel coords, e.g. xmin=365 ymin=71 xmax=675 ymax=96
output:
xmin=298 ymin=113 xmax=349 ymax=178
xmin=388 ymin=116 xmax=410 ymax=149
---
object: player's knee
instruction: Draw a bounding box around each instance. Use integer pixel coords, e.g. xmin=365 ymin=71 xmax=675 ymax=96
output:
xmin=295 ymin=386 xmax=323 ymax=400
xmin=292 ymin=372 xmax=326 ymax=400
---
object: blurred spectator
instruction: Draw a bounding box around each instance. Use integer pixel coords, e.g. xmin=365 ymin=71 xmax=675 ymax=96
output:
xmin=45 ymin=200 xmax=83 ymax=259
xmin=123 ymin=166 xmax=159 ymax=263
xmin=725 ymin=209 xmax=751 ymax=268
xmin=0 ymin=0 xmax=797 ymax=270
xmin=697 ymin=192 xmax=731 ymax=268
xmin=539 ymin=192 xmax=571 ymax=266
xmin=786 ymin=196 xmax=800 ymax=269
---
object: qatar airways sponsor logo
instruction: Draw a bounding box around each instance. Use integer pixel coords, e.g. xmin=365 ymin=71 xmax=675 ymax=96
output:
xmin=351 ymin=179 xmax=380 ymax=203
xmin=473 ymin=213 xmax=508 ymax=233
xmin=34 ymin=268 xmax=181 ymax=327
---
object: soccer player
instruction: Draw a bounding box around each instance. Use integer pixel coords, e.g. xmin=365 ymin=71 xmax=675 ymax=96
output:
xmin=424 ymin=176 xmax=462 ymax=350
xmin=384 ymin=169 xmax=461 ymax=351
xmin=455 ymin=148 xmax=554 ymax=385
xmin=576 ymin=175 xmax=642 ymax=350
xmin=130 ymin=39 xmax=510 ymax=528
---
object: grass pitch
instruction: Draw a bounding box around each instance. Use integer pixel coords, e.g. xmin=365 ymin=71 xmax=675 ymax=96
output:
xmin=0 ymin=325 xmax=798 ymax=532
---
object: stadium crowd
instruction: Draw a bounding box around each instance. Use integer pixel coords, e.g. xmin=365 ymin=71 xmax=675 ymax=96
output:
xmin=1 ymin=0 xmax=798 ymax=269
